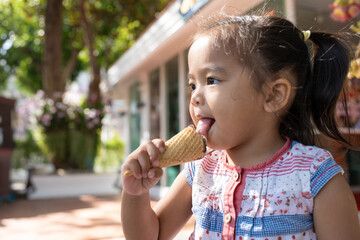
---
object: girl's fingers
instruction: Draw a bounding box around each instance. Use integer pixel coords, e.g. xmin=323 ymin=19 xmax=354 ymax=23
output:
xmin=152 ymin=139 xmax=165 ymax=152
xmin=151 ymin=139 xmax=166 ymax=167
xmin=122 ymin=139 xmax=165 ymax=179
xmin=146 ymin=140 xmax=162 ymax=167
xmin=124 ymin=158 xmax=142 ymax=179
xmin=132 ymin=141 xmax=162 ymax=178
xmin=148 ymin=167 xmax=163 ymax=179
xmin=137 ymin=148 xmax=151 ymax=177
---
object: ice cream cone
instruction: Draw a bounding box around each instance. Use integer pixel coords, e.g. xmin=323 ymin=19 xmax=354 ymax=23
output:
xmin=123 ymin=125 xmax=206 ymax=176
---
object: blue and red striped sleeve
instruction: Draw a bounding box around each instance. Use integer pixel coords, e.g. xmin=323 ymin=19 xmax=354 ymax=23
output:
xmin=310 ymin=149 xmax=343 ymax=198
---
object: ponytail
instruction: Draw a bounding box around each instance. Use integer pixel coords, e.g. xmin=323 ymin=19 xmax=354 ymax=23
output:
xmin=306 ymin=32 xmax=351 ymax=146
xmin=278 ymin=31 xmax=353 ymax=147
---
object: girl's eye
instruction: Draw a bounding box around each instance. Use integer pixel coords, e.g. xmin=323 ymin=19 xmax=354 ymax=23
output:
xmin=207 ymin=78 xmax=220 ymax=85
xmin=188 ymin=83 xmax=196 ymax=91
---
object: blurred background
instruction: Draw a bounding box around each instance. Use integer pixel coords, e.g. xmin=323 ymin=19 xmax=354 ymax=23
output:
xmin=0 ymin=0 xmax=359 ymax=239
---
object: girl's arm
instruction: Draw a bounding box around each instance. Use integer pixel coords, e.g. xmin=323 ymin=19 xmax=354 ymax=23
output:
xmin=121 ymin=191 xmax=160 ymax=239
xmin=313 ymin=173 xmax=360 ymax=239
xmin=121 ymin=170 xmax=192 ymax=240
xmin=121 ymin=139 xmax=192 ymax=239
xmin=121 ymin=139 xmax=165 ymax=240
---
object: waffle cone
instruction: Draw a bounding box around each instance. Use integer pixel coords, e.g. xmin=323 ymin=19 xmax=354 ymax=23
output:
xmin=123 ymin=126 xmax=206 ymax=176
xmin=159 ymin=125 xmax=206 ymax=168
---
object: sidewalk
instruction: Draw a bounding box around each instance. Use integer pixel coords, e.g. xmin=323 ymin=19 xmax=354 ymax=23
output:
xmin=0 ymin=194 xmax=195 ymax=240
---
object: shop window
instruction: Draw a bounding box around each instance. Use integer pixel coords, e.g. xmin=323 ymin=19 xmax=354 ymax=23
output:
xmin=129 ymin=82 xmax=141 ymax=152
xmin=166 ymin=55 xmax=179 ymax=139
xmin=184 ymin=48 xmax=193 ymax=126
xmin=166 ymin=55 xmax=179 ymax=186
xmin=150 ymin=69 xmax=161 ymax=140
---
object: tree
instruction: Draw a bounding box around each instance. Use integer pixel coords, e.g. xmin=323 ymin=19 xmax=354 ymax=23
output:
xmin=0 ymin=0 xmax=172 ymax=99
xmin=0 ymin=0 xmax=171 ymax=169
xmin=0 ymin=0 xmax=44 ymax=94
xmin=79 ymin=0 xmax=101 ymax=107
xmin=42 ymin=0 xmax=64 ymax=99
xmin=77 ymin=0 xmax=172 ymax=106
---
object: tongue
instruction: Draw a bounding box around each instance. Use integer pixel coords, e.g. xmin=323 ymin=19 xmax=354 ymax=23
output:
xmin=196 ymin=118 xmax=214 ymax=138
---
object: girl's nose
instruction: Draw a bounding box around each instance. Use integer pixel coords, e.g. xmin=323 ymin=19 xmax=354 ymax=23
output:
xmin=190 ymin=87 xmax=204 ymax=106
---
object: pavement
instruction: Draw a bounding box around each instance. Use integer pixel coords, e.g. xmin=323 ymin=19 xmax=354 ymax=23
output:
xmin=0 ymin=194 xmax=195 ymax=240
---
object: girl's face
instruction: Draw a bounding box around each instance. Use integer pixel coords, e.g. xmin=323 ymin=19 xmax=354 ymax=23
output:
xmin=188 ymin=36 xmax=268 ymax=150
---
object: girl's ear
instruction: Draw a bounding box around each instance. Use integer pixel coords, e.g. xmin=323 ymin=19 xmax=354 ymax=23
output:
xmin=263 ymin=78 xmax=292 ymax=113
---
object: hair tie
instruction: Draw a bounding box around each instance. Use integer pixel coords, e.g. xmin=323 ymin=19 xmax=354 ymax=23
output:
xmin=302 ymin=30 xmax=311 ymax=42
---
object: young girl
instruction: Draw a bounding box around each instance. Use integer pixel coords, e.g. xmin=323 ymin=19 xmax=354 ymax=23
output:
xmin=121 ymin=13 xmax=360 ymax=240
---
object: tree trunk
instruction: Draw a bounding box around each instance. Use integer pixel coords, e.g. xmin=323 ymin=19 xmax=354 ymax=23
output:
xmin=79 ymin=0 xmax=101 ymax=107
xmin=63 ymin=48 xmax=80 ymax=82
xmin=42 ymin=0 xmax=64 ymax=100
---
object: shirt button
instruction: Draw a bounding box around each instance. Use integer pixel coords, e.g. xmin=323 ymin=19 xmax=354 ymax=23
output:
xmin=233 ymin=172 xmax=240 ymax=181
xmin=224 ymin=213 xmax=232 ymax=223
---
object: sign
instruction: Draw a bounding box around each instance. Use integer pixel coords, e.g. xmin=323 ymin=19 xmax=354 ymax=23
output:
xmin=179 ymin=0 xmax=210 ymax=20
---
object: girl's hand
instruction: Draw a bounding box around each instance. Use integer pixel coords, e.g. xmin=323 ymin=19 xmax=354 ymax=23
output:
xmin=121 ymin=139 xmax=165 ymax=196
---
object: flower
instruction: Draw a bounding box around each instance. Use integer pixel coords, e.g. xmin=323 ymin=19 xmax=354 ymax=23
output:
xmin=36 ymin=97 xmax=70 ymax=132
xmin=348 ymin=4 xmax=360 ymax=18
xmin=330 ymin=5 xmax=349 ymax=22
xmin=330 ymin=1 xmax=360 ymax=22
xmin=68 ymin=104 xmax=104 ymax=132
xmin=27 ymin=89 xmax=105 ymax=133
xmin=302 ymin=192 xmax=312 ymax=199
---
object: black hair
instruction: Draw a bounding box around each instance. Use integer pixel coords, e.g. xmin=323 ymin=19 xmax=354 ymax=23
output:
xmin=194 ymin=13 xmax=353 ymax=147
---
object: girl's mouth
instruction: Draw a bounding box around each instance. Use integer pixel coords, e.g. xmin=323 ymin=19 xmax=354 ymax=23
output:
xmin=196 ymin=118 xmax=215 ymax=139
